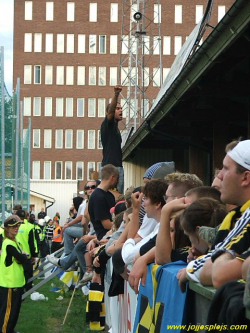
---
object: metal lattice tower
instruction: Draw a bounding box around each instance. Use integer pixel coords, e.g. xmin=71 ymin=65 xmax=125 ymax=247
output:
xmin=119 ymin=0 xmax=162 ymax=137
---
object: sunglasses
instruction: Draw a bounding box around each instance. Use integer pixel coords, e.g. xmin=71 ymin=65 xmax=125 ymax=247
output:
xmin=85 ymin=185 xmax=96 ymax=190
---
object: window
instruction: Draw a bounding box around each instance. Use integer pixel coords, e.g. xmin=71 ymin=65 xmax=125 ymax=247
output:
xmin=89 ymin=66 xmax=96 ymax=85
xmin=55 ymin=161 xmax=62 ymax=179
xmin=76 ymin=130 xmax=84 ymax=149
xmin=46 ymin=2 xmax=54 ymax=21
xmin=24 ymin=33 xmax=32 ymax=52
xmin=44 ymin=129 xmax=52 ymax=148
xmin=45 ymin=97 xmax=52 ymax=116
xmin=121 ymin=67 xmax=128 ymax=86
xmin=25 ymin=1 xmax=33 ymax=20
xmin=121 ymin=35 xmax=129 ymax=54
xmin=97 ymin=130 xmax=102 ymax=149
xmin=45 ymin=33 xmax=53 ymax=52
xmin=110 ymin=67 xmax=117 ymax=86
xmin=88 ymin=130 xmax=95 ymax=149
xmin=130 ymin=35 xmax=137 ymax=54
xmin=143 ymin=67 xmax=150 ymax=87
xmin=55 ymin=129 xmax=63 ymax=148
xmin=34 ymin=33 xmax=42 ymax=52
xmin=57 ymin=34 xmax=64 ymax=53
xmin=89 ymin=35 xmax=97 ymax=53
xmin=78 ymin=34 xmax=85 ymax=53
xmin=24 ymin=65 xmax=32 ymax=84
xmin=65 ymin=130 xmax=73 ymax=149
xmin=129 ymin=98 xmax=138 ymax=118
xmin=33 ymin=97 xmax=41 ymax=116
xmin=99 ymin=35 xmax=106 ymax=54
xmin=175 ymin=5 xmax=182 ymax=24
xmin=66 ymin=66 xmax=74 ymax=85
xmin=142 ymin=99 xmax=150 ymax=117
xmin=56 ymin=66 xmax=64 ymax=85
xmin=76 ymin=162 xmax=84 ymax=180
xmin=153 ymin=68 xmax=160 ymax=87
xmin=196 ymin=5 xmax=203 ymax=24
xmin=77 ymin=66 xmax=85 ymax=85
xmin=154 ymin=4 xmax=161 ymax=23
xmin=163 ymin=36 xmax=171 ymax=55
xmin=88 ymin=98 xmax=96 ymax=117
xmin=89 ymin=3 xmax=97 ymax=22
xmin=33 ymin=129 xmax=40 ymax=148
xmin=44 ymin=161 xmax=51 ymax=179
xmin=218 ymin=6 xmax=226 ymax=22
xmin=77 ymin=98 xmax=84 ymax=117
xmin=66 ymin=98 xmax=73 ymax=116
xmin=23 ymin=97 xmax=31 ymax=116
xmin=174 ymin=36 xmax=182 ymax=55
xmin=45 ymin=65 xmax=53 ymax=84
xmin=110 ymin=35 xmax=118 ymax=54
xmin=67 ymin=2 xmax=75 ymax=21
xmin=153 ymin=36 xmax=160 ymax=55
xmin=56 ymin=98 xmax=64 ymax=116
xmin=163 ymin=68 xmax=170 ymax=81
xmin=98 ymin=98 xmax=105 ymax=117
xmin=110 ymin=3 xmax=118 ymax=22
xmin=98 ymin=67 xmax=106 ymax=86
xmin=143 ymin=36 xmax=150 ymax=55
xmin=67 ymin=34 xmax=74 ymax=53
xmin=65 ymin=161 xmax=72 ymax=179
xmin=87 ymin=162 xmax=95 ymax=179
xmin=97 ymin=162 xmax=102 ymax=178
xmin=32 ymin=161 xmax=40 ymax=179
xmin=34 ymin=65 xmax=41 ymax=84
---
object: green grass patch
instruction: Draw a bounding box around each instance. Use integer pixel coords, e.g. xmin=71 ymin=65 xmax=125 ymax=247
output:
xmin=16 ymin=277 xmax=102 ymax=333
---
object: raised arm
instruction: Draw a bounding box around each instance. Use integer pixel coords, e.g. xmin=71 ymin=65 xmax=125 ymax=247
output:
xmin=107 ymin=85 xmax=122 ymax=120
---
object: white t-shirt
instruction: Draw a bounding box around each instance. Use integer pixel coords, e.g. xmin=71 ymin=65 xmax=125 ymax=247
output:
xmin=137 ymin=214 xmax=158 ymax=239
xmin=121 ymin=223 xmax=160 ymax=265
xmin=77 ymin=200 xmax=87 ymax=216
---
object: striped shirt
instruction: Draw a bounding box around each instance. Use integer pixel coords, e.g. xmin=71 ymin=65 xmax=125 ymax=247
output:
xmin=187 ymin=204 xmax=250 ymax=282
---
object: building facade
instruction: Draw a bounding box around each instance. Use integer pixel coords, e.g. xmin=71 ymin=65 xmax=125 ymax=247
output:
xmin=13 ymin=0 xmax=234 ymax=219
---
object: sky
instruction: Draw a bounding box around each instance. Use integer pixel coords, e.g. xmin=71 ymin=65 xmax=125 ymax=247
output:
xmin=0 ymin=0 xmax=14 ymax=94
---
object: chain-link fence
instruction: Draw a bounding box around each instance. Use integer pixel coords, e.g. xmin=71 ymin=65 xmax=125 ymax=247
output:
xmin=0 ymin=47 xmax=30 ymax=224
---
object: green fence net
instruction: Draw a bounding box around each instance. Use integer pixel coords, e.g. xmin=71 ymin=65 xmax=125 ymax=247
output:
xmin=0 ymin=47 xmax=30 ymax=224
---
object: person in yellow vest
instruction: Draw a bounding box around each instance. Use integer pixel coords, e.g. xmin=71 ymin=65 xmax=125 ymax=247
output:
xmin=0 ymin=223 xmax=4 ymax=251
xmin=0 ymin=215 xmax=29 ymax=333
xmin=51 ymin=217 xmax=63 ymax=253
xmin=16 ymin=209 xmax=38 ymax=291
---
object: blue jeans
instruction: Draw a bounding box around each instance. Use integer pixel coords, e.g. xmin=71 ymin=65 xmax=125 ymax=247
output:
xmin=116 ymin=166 xmax=124 ymax=194
xmin=60 ymin=239 xmax=87 ymax=272
xmin=63 ymin=226 xmax=83 ymax=255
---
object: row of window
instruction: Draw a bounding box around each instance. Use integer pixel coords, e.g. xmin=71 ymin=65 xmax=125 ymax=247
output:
xmin=24 ymin=33 xmax=171 ymax=55
xmin=24 ymin=65 xmax=170 ymax=87
xmin=32 ymin=129 xmax=102 ymax=150
xmin=25 ymin=2 xmax=120 ymax=23
xmin=25 ymin=33 xmax=115 ymax=54
xmin=32 ymin=160 xmax=101 ymax=180
xmin=24 ymin=97 xmax=105 ymax=117
xmin=25 ymin=2 xmax=226 ymax=25
xmin=23 ymin=96 xmax=153 ymax=120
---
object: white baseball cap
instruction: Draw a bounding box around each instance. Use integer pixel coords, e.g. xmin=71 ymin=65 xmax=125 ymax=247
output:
xmin=227 ymin=140 xmax=250 ymax=171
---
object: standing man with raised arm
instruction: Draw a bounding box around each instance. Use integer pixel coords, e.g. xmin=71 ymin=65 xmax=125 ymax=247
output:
xmin=101 ymin=85 xmax=124 ymax=194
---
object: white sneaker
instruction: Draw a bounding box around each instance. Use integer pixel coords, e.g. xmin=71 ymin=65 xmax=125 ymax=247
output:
xmin=46 ymin=254 xmax=61 ymax=267
xmin=76 ymin=271 xmax=94 ymax=288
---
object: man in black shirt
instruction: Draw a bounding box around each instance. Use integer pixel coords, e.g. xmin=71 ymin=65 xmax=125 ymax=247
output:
xmin=88 ymin=164 xmax=119 ymax=241
xmin=100 ymin=85 xmax=124 ymax=194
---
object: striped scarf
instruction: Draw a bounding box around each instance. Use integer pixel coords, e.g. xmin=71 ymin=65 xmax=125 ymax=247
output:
xmin=187 ymin=199 xmax=250 ymax=279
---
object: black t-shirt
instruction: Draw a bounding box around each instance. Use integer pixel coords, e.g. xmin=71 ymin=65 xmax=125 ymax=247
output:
xmin=88 ymin=187 xmax=115 ymax=240
xmin=100 ymin=116 xmax=122 ymax=167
